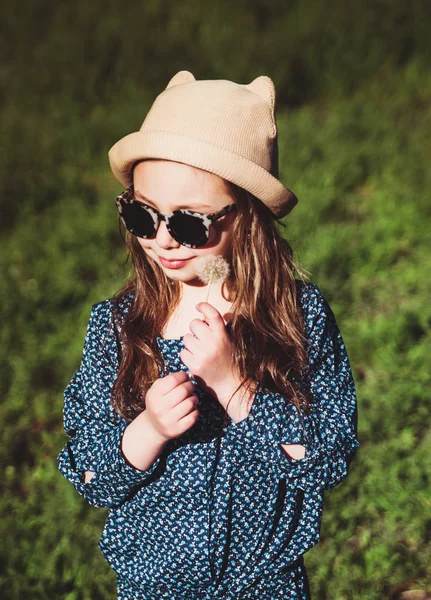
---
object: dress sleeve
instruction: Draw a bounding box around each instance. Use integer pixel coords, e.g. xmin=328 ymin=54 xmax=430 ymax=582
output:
xmin=57 ymin=301 xmax=162 ymax=508
xmin=250 ymin=282 xmax=359 ymax=493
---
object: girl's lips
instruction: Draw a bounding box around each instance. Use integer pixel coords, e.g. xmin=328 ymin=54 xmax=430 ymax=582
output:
xmin=159 ymin=257 xmax=192 ymax=269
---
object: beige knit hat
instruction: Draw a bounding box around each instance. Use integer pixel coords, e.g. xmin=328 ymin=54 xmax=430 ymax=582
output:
xmin=108 ymin=71 xmax=298 ymax=218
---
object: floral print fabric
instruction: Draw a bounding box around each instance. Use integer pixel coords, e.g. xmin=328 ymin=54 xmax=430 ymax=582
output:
xmin=57 ymin=281 xmax=359 ymax=599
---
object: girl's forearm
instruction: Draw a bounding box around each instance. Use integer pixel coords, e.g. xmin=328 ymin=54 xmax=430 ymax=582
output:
xmin=121 ymin=411 xmax=168 ymax=472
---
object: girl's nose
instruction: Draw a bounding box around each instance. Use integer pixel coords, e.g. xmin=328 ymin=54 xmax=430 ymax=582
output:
xmin=155 ymin=219 xmax=181 ymax=249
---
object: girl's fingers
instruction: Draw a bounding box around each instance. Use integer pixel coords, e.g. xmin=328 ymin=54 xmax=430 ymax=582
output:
xmin=167 ymin=380 xmax=195 ymax=406
xmin=171 ymin=395 xmax=199 ymax=420
xmin=187 ymin=319 xmax=211 ymax=340
xmin=195 ymin=302 xmax=227 ymax=335
xmin=178 ymin=409 xmax=200 ymax=429
xmin=154 ymin=370 xmax=190 ymax=395
xmin=182 ymin=333 xmax=200 ymax=354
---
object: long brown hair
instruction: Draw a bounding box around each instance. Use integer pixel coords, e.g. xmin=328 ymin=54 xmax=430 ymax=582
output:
xmin=109 ymin=182 xmax=312 ymax=421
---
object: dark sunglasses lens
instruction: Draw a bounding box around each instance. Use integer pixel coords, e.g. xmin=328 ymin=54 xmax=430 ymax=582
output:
xmin=168 ymin=213 xmax=208 ymax=247
xmin=120 ymin=203 xmax=156 ymax=238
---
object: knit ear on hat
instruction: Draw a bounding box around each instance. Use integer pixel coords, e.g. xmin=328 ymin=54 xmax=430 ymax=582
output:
xmin=245 ymin=76 xmax=275 ymax=112
xmin=166 ymin=71 xmax=196 ymax=89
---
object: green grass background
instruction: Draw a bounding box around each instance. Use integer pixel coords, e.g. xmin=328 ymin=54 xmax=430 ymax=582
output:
xmin=1 ymin=1 xmax=430 ymax=598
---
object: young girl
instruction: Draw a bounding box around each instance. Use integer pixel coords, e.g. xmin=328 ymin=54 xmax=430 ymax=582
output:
xmin=58 ymin=71 xmax=359 ymax=599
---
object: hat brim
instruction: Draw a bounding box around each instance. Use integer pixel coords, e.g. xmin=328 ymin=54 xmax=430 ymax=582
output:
xmin=108 ymin=131 xmax=298 ymax=219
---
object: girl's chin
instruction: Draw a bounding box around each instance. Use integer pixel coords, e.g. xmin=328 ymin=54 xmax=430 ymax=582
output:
xmin=161 ymin=269 xmax=207 ymax=287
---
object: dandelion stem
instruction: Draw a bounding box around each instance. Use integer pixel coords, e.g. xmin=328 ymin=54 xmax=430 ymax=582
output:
xmin=205 ymin=281 xmax=212 ymax=304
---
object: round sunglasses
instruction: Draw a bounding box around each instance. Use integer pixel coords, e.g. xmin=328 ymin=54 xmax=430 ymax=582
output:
xmin=115 ymin=186 xmax=237 ymax=248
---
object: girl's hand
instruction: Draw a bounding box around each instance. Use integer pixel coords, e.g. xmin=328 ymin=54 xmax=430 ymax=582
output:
xmin=144 ymin=371 xmax=199 ymax=441
xmin=179 ymin=302 xmax=241 ymax=405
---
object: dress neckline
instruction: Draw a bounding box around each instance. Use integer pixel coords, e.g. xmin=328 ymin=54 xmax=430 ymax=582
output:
xmin=155 ymin=331 xmax=262 ymax=433
xmin=156 ymin=334 xmax=185 ymax=343
xmin=157 ymin=321 xmax=232 ymax=343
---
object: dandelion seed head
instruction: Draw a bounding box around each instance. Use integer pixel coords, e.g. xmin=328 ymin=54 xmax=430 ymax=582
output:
xmin=196 ymin=255 xmax=230 ymax=285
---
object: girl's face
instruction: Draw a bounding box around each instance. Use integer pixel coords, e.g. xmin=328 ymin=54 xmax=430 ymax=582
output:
xmin=132 ymin=160 xmax=238 ymax=288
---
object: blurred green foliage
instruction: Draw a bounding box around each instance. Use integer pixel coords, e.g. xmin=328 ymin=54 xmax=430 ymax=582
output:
xmin=0 ymin=1 xmax=430 ymax=598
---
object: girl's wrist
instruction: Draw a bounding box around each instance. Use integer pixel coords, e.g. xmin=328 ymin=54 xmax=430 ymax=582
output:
xmin=216 ymin=378 xmax=255 ymax=423
xmin=137 ymin=410 xmax=170 ymax=446
xmin=226 ymin=397 xmax=253 ymax=424
xmin=121 ymin=411 xmax=168 ymax=472
xmin=214 ymin=372 xmax=250 ymax=405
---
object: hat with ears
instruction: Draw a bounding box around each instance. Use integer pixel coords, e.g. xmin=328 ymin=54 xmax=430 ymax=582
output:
xmin=108 ymin=71 xmax=298 ymax=218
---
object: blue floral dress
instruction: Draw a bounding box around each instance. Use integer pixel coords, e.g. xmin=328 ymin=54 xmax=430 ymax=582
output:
xmin=57 ymin=280 xmax=359 ymax=599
